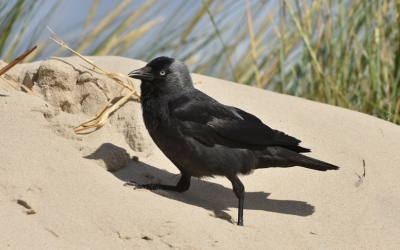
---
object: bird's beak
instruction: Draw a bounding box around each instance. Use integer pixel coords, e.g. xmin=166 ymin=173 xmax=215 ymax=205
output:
xmin=128 ymin=66 xmax=154 ymax=81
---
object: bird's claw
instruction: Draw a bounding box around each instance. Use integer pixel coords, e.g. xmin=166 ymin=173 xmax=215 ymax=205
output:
xmin=140 ymin=183 xmax=160 ymax=190
xmin=124 ymin=180 xmax=142 ymax=188
xmin=124 ymin=181 xmax=158 ymax=190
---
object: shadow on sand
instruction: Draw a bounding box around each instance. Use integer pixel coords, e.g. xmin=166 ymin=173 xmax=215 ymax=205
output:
xmin=110 ymin=154 xmax=315 ymax=223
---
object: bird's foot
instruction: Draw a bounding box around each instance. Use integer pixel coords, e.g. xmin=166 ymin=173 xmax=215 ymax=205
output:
xmin=124 ymin=181 xmax=159 ymax=190
xmin=124 ymin=180 xmax=145 ymax=189
xmin=140 ymin=183 xmax=161 ymax=190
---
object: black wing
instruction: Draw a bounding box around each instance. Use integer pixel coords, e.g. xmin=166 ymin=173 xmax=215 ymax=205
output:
xmin=169 ymin=90 xmax=310 ymax=152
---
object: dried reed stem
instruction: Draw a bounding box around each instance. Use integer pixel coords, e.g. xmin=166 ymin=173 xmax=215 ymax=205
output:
xmin=48 ymin=27 xmax=141 ymax=133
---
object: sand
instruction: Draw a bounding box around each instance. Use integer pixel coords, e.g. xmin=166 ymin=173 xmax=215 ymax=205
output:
xmin=1 ymin=56 xmax=399 ymax=249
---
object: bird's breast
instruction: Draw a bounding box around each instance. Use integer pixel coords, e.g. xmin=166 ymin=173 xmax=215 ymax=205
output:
xmin=141 ymin=97 xmax=170 ymax=132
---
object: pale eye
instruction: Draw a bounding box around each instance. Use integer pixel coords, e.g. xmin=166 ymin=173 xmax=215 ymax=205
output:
xmin=160 ymin=70 xmax=165 ymax=76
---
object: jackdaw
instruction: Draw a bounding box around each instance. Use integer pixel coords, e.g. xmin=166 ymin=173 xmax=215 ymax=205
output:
xmin=128 ymin=56 xmax=339 ymax=226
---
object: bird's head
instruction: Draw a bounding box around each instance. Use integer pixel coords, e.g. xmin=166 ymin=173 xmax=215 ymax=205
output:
xmin=128 ymin=57 xmax=194 ymax=97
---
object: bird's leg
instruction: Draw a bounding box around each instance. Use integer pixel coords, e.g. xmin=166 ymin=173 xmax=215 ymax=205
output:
xmin=227 ymin=175 xmax=245 ymax=226
xmin=238 ymin=195 xmax=244 ymax=226
xmin=130 ymin=173 xmax=191 ymax=193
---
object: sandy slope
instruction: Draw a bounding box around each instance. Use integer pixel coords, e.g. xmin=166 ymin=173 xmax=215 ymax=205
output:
xmin=1 ymin=56 xmax=399 ymax=249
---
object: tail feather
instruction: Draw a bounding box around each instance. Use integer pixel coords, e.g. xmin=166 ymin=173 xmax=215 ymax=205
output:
xmin=257 ymin=147 xmax=339 ymax=171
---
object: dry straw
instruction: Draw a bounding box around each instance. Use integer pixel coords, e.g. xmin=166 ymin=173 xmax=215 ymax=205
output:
xmin=0 ymin=45 xmax=37 ymax=95
xmin=48 ymin=27 xmax=141 ymax=133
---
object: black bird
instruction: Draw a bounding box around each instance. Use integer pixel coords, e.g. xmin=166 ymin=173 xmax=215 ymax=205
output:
xmin=128 ymin=56 xmax=339 ymax=226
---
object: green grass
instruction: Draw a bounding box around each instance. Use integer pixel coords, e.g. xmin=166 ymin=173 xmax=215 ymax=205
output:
xmin=1 ymin=0 xmax=399 ymax=125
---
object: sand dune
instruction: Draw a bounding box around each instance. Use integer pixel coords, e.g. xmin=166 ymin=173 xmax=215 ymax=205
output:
xmin=1 ymin=56 xmax=399 ymax=249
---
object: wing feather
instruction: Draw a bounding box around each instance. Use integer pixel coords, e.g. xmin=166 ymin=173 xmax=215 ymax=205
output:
xmin=170 ymin=90 xmax=309 ymax=152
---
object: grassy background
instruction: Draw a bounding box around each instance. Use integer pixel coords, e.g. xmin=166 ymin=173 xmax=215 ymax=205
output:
xmin=1 ymin=0 xmax=399 ymax=125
